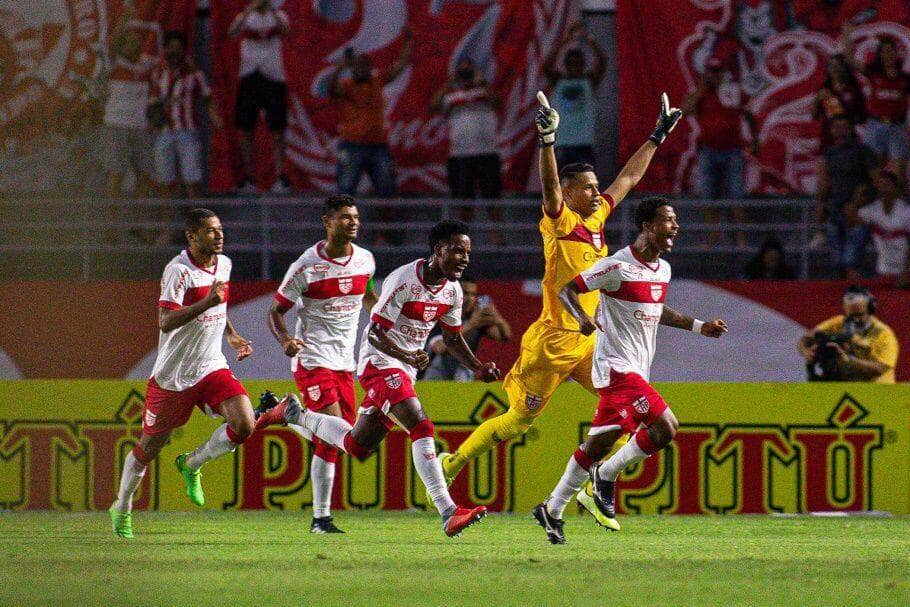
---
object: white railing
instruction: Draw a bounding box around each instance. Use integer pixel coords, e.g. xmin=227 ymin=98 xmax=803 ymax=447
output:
xmin=0 ymin=196 xmax=819 ymax=279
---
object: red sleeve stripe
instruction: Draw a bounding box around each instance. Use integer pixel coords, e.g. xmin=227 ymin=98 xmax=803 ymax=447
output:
xmin=573 ymin=275 xmax=590 ymax=293
xmin=542 ymin=202 xmax=564 ymax=219
xmin=274 ymin=292 xmax=294 ymax=310
xmin=371 ymin=313 xmax=395 ymax=330
xmin=158 ymin=300 xmax=181 ymax=310
xmin=439 ymin=321 xmax=462 ymax=333
xmin=601 ymin=192 xmax=616 ymax=210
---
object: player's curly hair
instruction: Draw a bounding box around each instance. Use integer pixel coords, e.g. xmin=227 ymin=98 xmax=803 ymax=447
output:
xmin=323 ymin=194 xmax=356 ymax=215
xmin=558 ymin=163 xmax=594 ymax=184
xmin=634 ymin=197 xmax=671 ymax=231
xmin=429 ymin=220 xmax=471 ymax=252
xmin=184 ymin=208 xmax=218 ymax=231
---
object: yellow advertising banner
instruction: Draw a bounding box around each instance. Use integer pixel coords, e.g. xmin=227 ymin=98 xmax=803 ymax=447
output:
xmin=0 ymin=381 xmax=907 ymax=514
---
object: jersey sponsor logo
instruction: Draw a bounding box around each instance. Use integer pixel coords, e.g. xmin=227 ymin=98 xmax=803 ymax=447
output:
xmin=422 ymin=304 xmax=438 ymax=322
xmin=410 ymin=284 xmax=423 ymax=296
xmin=632 ymin=396 xmax=650 ymax=414
xmin=313 ymin=263 xmax=330 ymax=274
xmin=384 ymin=373 xmax=402 ymax=390
xmin=338 ymin=277 xmax=353 ymax=294
xmin=633 ymin=309 xmax=661 ymax=325
xmin=651 ymin=284 xmax=664 ymax=302
xmin=525 ymin=394 xmax=542 ymax=411
xmin=307 ymin=385 xmax=322 ymax=402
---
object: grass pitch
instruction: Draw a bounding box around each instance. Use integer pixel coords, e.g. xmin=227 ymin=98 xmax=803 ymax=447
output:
xmin=1 ymin=511 xmax=907 ymax=607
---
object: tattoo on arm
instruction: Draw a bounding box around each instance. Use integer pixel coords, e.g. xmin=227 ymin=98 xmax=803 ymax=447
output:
xmin=659 ymin=306 xmax=694 ymax=330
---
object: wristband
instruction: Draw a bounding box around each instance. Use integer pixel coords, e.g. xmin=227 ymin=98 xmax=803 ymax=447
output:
xmin=691 ymin=319 xmax=704 ymax=334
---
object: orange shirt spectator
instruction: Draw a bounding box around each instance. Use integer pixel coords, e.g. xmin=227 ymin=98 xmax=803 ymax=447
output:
xmin=336 ymin=76 xmax=387 ymax=145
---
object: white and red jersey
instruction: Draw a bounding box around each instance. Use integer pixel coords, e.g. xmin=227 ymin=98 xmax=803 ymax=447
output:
xmin=858 ymin=198 xmax=910 ymax=276
xmin=149 ymin=60 xmax=211 ymax=131
xmin=359 ymin=259 xmax=463 ymax=382
xmin=238 ymin=9 xmax=288 ymax=81
xmin=274 ymin=241 xmax=375 ymax=373
xmin=104 ymin=20 xmax=161 ymax=128
xmin=152 ymin=251 xmax=232 ymax=391
xmin=575 ymin=246 xmax=672 ymax=386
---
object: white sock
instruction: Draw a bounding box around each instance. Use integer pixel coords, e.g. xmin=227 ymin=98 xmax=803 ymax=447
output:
xmin=597 ymin=435 xmax=649 ymax=481
xmin=186 ymin=424 xmax=237 ymax=470
xmin=300 ymin=409 xmax=351 ymax=451
xmin=287 ymin=423 xmax=314 ymax=443
xmin=546 ymin=455 xmax=589 ymax=519
xmin=411 ymin=437 xmax=456 ymax=516
xmin=112 ymin=452 xmax=146 ymax=513
xmin=311 ymin=454 xmax=335 ymax=519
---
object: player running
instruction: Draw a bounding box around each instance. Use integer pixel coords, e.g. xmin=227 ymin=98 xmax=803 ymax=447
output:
xmin=533 ymin=198 xmax=728 ymax=544
xmin=109 ymin=208 xmax=257 ymax=539
xmin=258 ymin=194 xmax=377 ymax=533
xmin=284 ymin=220 xmax=500 ymax=537
xmin=439 ymin=91 xmax=684 ymax=489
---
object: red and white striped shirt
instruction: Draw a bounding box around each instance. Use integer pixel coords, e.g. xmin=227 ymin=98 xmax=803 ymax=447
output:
xmin=149 ymin=60 xmax=211 ymax=131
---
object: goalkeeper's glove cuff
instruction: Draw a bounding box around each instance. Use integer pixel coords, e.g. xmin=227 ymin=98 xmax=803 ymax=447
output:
xmin=538 ymin=133 xmax=556 ymax=147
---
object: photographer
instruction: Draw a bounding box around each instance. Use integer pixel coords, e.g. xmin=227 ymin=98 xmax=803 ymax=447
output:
xmin=798 ymin=286 xmax=898 ymax=383
xmin=423 ymin=280 xmax=511 ymax=381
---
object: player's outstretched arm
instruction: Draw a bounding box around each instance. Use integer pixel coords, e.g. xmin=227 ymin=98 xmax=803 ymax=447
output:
xmin=660 ymin=306 xmax=728 ymax=337
xmin=535 ymin=91 xmax=562 ymax=217
xmin=603 ymin=93 xmax=682 ymax=207
xmin=267 ymin=300 xmax=305 ymax=357
xmin=558 ymin=280 xmax=600 ymax=336
xmin=159 ymin=280 xmax=226 ymax=333
xmin=367 ymin=322 xmax=429 ymax=370
xmin=441 ymin=328 xmax=500 ymax=382
xmin=225 ymin=318 xmax=253 ymax=361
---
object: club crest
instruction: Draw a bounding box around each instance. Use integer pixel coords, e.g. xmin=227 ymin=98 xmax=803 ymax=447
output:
xmin=633 ymin=396 xmax=650 ymax=414
xmin=651 ymin=284 xmax=663 ymax=302
xmin=592 ymin=231 xmax=603 ymax=249
xmin=385 ymin=373 xmax=402 ymax=389
xmin=144 ymin=410 xmax=157 ymax=427
xmin=338 ymin=277 xmax=353 ymax=294
xmin=525 ymin=394 xmax=542 ymax=411
xmin=422 ymin=304 xmax=438 ymax=322
xmin=307 ymin=385 xmax=321 ymax=402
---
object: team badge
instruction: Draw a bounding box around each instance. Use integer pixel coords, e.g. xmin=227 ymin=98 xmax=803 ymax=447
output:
xmin=307 ymin=385 xmax=322 ymax=402
xmin=144 ymin=410 xmax=157 ymax=427
xmin=650 ymin=284 xmax=663 ymax=302
xmin=525 ymin=394 xmax=542 ymax=411
xmin=338 ymin=277 xmax=353 ymax=294
xmin=632 ymin=396 xmax=650 ymax=414
xmin=422 ymin=304 xmax=438 ymax=322
xmin=592 ymin=231 xmax=603 ymax=249
xmin=385 ymin=373 xmax=402 ymax=389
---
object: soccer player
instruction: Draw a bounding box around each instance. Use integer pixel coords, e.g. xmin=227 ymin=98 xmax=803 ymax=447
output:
xmin=438 ymin=92 xmax=683 ymax=488
xmin=533 ymin=198 xmax=728 ymax=544
xmin=285 ymin=220 xmax=500 ymax=537
xmin=109 ymin=208 xmax=256 ymax=539
xmin=259 ymin=194 xmax=377 ymax=533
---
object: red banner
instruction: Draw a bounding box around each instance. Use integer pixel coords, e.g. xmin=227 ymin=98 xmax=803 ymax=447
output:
xmin=207 ymin=0 xmax=574 ymax=194
xmin=618 ymin=0 xmax=910 ymax=195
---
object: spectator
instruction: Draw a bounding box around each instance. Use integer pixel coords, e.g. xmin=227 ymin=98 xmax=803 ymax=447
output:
xmin=229 ymin=0 xmax=291 ymax=195
xmin=149 ymin=31 xmax=222 ymax=198
xmin=102 ymin=6 xmax=159 ymax=198
xmin=742 ymin=236 xmax=795 ymax=279
xmin=849 ymin=170 xmax=910 ymax=288
xmin=797 ymin=285 xmax=898 ymax=383
xmin=432 ymin=58 xmax=501 ymax=201
xmin=682 ymin=57 xmax=757 ymax=247
xmin=328 ymin=29 xmax=412 ymax=197
xmin=542 ymin=22 xmax=605 ymax=167
xmin=423 ymin=280 xmax=511 ymax=381
xmin=814 ymin=116 xmax=878 ymax=278
xmin=845 ymin=29 xmax=910 ymax=170
xmin=813 ymin=54 xmax=865 ymax=148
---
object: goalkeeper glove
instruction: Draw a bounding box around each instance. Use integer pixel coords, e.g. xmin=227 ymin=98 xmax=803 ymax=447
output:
xmin=649 ymin=92 xmax=683 ymax=145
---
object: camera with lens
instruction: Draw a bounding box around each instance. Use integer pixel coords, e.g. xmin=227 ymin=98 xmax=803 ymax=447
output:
xmin=806 ymin=330 xmax=853 ymax=381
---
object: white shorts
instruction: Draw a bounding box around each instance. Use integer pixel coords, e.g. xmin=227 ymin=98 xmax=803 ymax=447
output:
xmin=154 ymin=129 xmax=203 ymax=185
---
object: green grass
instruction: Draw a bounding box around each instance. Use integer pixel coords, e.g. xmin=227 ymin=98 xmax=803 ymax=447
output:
xmin=1 ymin=511 xmax=908 ymax=607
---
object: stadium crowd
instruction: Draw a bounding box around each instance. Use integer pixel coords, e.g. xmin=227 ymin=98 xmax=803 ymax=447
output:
xmin=94 ymin=2 xmax=910 ymax=284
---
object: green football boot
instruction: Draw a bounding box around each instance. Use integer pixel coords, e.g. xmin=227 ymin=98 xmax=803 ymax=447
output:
xmin=175 ymin=452 xmax=205 ymax=507
xmin=108 ymin=506 xmax=134 ymax=539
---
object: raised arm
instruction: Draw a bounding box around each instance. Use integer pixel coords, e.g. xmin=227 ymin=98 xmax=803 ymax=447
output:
xmin=229 ymin=2 xmax=256 ymax=37
xmin=441 ymin=328 xmax=500 ymax=382
xmin=603 ymin=93 xmax=682 ymax=207
xmin=660 ymin=306 xmax=728 ymax=337
xmin=383 ymin=28 xmax=413 ymax=84
xmin=535 ymin=92 xmax=562 ymax=216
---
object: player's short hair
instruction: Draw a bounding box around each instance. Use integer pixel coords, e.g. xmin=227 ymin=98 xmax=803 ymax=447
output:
xmin=163 ymin=31 xmax=185 ymax=47
xmin=429 ymin=220 xmax=470 ymax=252
xmin=323 ymin=194 xmax=356 ymax=216
xmin=634 ymin=197 xmax=671 ymax=231
xmin=559 ymin=163 xmax=594 ymax=185
xmin=184 ymin=208 xmax=218 ymax=232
